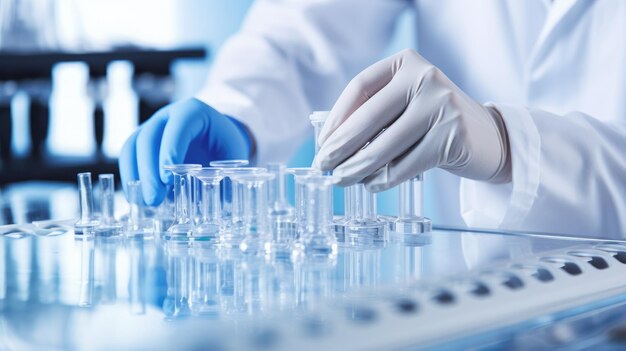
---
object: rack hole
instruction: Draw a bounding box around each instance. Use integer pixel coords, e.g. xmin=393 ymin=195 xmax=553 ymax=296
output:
xmin=432 ymin=290 xmax=455 ymax=305
xmin=395 ymin=298 xmax=418 ymax=314
xmin=542 ymin=257 xmax=583 ymax=276
xmin=512 ymin=264 xmax=555 ymax=283
xmin=470 ymin=282 xmax=491 ymax=297
xmin=613 ymin=252 xmax=626 ymax=264
xmin=587 ymin=256 xmax=609 ymax=269
xmin=502 ymin=275 xmax=524 ymax=290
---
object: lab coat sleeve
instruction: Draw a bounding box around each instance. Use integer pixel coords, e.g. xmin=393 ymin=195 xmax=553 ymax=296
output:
xmin=196 ymin=0 xmax=410 ymax=165
xmin=460 ymin=104 xmax=626 ymax=238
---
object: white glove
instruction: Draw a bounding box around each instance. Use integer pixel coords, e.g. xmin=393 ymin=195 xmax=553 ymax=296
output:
xmin=314 ymin=49 xmax=511 ymax=192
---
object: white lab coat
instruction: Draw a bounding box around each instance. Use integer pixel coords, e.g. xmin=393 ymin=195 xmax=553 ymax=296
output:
xmin=197 ymin=0 xmax=626 ymax=238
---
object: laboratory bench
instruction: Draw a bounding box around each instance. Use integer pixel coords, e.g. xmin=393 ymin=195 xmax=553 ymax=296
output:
xmin=1 ymin=221 xmax=626 ymax=350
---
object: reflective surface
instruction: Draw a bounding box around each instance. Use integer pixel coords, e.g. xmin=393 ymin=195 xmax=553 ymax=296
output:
xmin=2 ymin=224 xmax=626 ymax=350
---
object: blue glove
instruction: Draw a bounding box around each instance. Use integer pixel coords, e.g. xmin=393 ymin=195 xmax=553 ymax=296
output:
xmin=119 ymin=98 xmax=251 ymax=205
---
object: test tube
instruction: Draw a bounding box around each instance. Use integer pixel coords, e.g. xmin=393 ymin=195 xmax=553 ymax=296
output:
xmin=190 ymin=241 xmax=221 ymax=317
xmin=126 ymin=180 xmax=153 ymax=238
xmin=286 ymin=168 xmax=321 ymax=238
xmin=267 ymin=163 xmax=296 ymax=258
xmin=267 ymin=163 xmax=294 ymax=218
xmin=218 ymin=167 xmax=266 ymax=248
xmin=162 ymin=164 xmax=202 ymax=239
xmin=295 ymin=175 xmax=337 ymax=259
xmin=346 ymin=183 xmax=387 ymax=245
xmin=75 ymin=172 xmax=99 ymax=235
xmin=230 ymin=172 xmax=275 ymax=255
xmin=96 ymin=174 xmax=121 ymax=235
xmin=309 ymin=111 xmax=329 ymax=155
xmin=191 ymin=167 xmax=224 ymax=243
xmin=391 ymin=174 xmax=431 ymax=234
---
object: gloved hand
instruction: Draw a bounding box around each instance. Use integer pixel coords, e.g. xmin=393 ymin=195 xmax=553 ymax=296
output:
xmin=119 ymin=98 xmax=251 ymax=205
xmin=314 ymin=49 xmax=511 ymax=192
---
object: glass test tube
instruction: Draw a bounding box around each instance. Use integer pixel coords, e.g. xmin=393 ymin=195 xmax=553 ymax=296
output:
xmin=209 ymin=159 xmax=249 ymax=228
xmin=218 ymin=167 xmax=265 ymax=248
xmin=75 ymin=172 xmax=99 ymax=235
xmin=267 ymin=163 xmax=296 ymax=258
xmin=346 ymin=183 xmax=386 ymax=244
xmin=162 ymin=164 xmax=202 ymax=239
xmin=230 ymin=172 xmax=275 ymax=254
xmin=391 ymin=174 xmax=431 ymax=234
xmin=286 ymin=168 xmax=321 ymax=239
xmin=126 ymin=180 xmax=153 ymax=238
xmin=97 ymin=174 xmax=121 ymax=235
xmin=267 ymin=162 xmax=294 ymax=217
xmin=297 ymin=175 xmax=337 ymax=259
xmin=191 ymin=167 xmax=224 ymax=243
xmin=309 ymin=111 xmax=329 ymax=155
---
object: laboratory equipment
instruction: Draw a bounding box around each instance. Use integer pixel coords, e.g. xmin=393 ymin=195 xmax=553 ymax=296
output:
xmin=346 ymin=183 xmax=387 ymax=245
xmin=267 ymin=163 xmax=295 ymax=258
xmin=162 ymin=164 xmax=202 ymax=239
xmin=207 ymin=159 xmax=249 ymax=234
xmin=391 ymin=174 xmax=431 ymax=237
xmin=286 ymin=167 xmax=321 ymax=239
xmin=293 ymin=175 xmax=337 ymax=259
xmin=126 ymin=180 xmax=153 ymax=238
xmin=191 ymin=167 xmax=223 ymax=243
xmin=229 ymin=172 xmax=275 ymax=255
xmin=217 ymin=166 xmax=266 ymax=248
xmin=74 ymin=172 xmax=98 ymax=234
xmin=96 ymin=174 xmax=121 ymax=235
xmin=309 ymin=111 xmax=329 ymax=155
xmin=267 ymin=163 xmax=294 ymax=218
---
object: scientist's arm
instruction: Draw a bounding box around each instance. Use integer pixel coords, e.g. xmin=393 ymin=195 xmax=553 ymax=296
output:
xmin=315 ymin=49 xmax=626 ymax=237
xmin=197 ymin=0 xmax=409 ymax=166
xmin=120 ymin=0 xmax=409 ymax=205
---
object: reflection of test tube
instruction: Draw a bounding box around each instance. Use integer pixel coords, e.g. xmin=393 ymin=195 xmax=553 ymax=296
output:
xmin=163 ymin=241 xmax=191 ymax=320
xmin=295 ymin=175 xmax=337 ymax=258
xmin=191 ymin=168 xmax=224 ymax=243
xmin=78 ymin=236 xmax=95 ymax=307
xmin=97 ymin=174 xmax=121 ymax=235
xmin=231 ymin=172 xmax=275 ymax=254
xmin=129 ymin=236 xmax=146 ymax=314
xmin=75 ymin=172 xmax=99 ymax=235
xmin=347 ymin=183 xmax=387 ymax=244
xmin=190 ymin=242 xmax=221 ymax=317
xmin=287 ymin=168 xmax=321 ymax=238
xmin=391 ymin=174 xmax=431 ymax=234
xmin=309 ymin=111 xmax=329 ymax=155
xmin=162 ymin=164 xmax=202 ymax=238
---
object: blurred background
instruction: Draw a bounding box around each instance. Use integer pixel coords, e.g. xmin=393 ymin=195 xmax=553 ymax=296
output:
xmin=0 ymin=0 xmax=417 ymax=225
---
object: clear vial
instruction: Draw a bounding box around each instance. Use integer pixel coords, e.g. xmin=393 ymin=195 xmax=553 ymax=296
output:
xmin=162 ymin=164 xmax=202 ymax=239
xmin=309 ymin=111 xmax=330 ymax=155
xmin=286 ymin=168 xmax=321 ymax=239
xmin=293 ymin=175 xmax=337 ymax=259
xmin=75 ymin=172 xmax=99 ymax=235
xmin=218 ymin=167 xmax=266 ymax=248
xmin=190 ymin=167 xmax=224 ymax=243
xmin=267 ymin=163 xmax=296 ymax=258
xmin=391 ymin=174 xmax=431 ymax=235
xmin=229 ymin=172 xmax=275 ymax=255
xmin=189 ymin=241 xmax=221 ymax=317
xmin=96 ymin=174 xmax=122 ymax=236
xmin=126 ymin=180 xmax=154 ymax=238
xmin=346 ymin=183 xmax=387 ymax=245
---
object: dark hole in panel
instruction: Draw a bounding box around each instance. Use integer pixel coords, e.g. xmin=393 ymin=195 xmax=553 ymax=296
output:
xmin=614 ymin=252 xmax=626 ymax=264
xmin=433 ymin=290 xmax=455 ymax=305
xmin=470 ymin=282 xmax=491 ymax=297
xmin=561 ymin=262 xmax=582 ymax=276
xmin=532 ymin=268 xmax=554 ymax=282
xmin=395 ymin=298 xmax=418 ymax=314
xmin=587 ymin=256 xmax=609 ymax=270
xmin=502 ymin=275 xmax=524 ymax=290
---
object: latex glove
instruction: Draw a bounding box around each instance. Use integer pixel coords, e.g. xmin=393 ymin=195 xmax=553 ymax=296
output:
xmin=314 ymin=49 xmax=511 ymax=192
xmin=119 ymin=98 xmax=251 ymax=205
